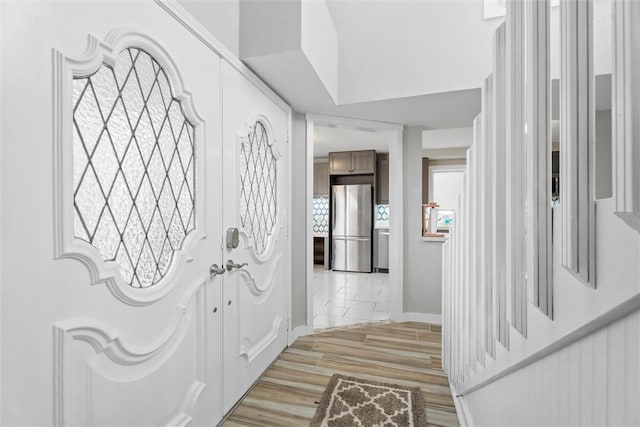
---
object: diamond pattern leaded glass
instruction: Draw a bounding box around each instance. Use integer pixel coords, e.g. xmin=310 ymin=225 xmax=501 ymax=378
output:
xmin=239 ymin=121 xmax=277 ymax=255
xmin=72 ymin=47 xmax=195 ymax=288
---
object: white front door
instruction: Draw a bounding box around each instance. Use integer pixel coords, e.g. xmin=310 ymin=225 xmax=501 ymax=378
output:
xmin=221 ymin=62 xmax=290 ymax=413
xmin=1 ymin=2 xmax=225 ymax=425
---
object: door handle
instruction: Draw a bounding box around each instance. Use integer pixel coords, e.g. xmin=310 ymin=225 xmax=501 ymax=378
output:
xmin=226 ymin=259 xmax=248 ymax=272
xmin=210 ymin=263 xmax=225 ymax=279
xmin=332 ymin=193 xmax=336 ymax=228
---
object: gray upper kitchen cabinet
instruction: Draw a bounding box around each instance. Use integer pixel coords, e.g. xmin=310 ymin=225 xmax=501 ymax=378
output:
xmin=376 ymin=153 xmax=389 ymax=204
xmin=329 ymin=150 xmax=376 ymax=175
xmin=352 ymin=151 xmax=376 ymax=173
xmin=329 ymin=152 xmax=353 ymax=174
xmin=313 ymin=162 xmax=329 ymax=196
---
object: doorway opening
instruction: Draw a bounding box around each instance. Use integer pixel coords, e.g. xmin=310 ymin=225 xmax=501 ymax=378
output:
xmin=305 ymin=115 xmax=403 ymax=330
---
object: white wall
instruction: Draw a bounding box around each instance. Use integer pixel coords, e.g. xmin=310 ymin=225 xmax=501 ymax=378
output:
xmin=431 ymin=170 xmax=465 ymax=212
xmin=239 ymin=0 xmax=301 ymax=58
xmin=422 ymin=127 xmax=473 ymax=150
xmin=462 ymin=308 xmax=639 ymax=427
xmin=403 ymin=126 xmax=443 ymax=317
xmin=313 ymin=126 xmax=390 ymax=157
xmin=290 ymin=113 xmax=307 ymax=329
xmin=301 ymin=0 xmax=338 ymax=103
xmin=423 ymin=148 xmax=468 ymax=159
xmin=425 ymin=159 xmax=466 ymax=212
xmin=596 ymin=110 xmax=612 ymax=199
xmin=178 ymin=0 xmax=240 ymax=56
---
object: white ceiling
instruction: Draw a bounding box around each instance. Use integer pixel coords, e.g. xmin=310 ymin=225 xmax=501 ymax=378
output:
xmin=326 ymin=0 xmax=501 ymax=104
xmin=314 ymin=126 xmax=391 ymax=158
xmin=240 ymin=0 xmax=501 ymax=129
xmin=244 ymin=0 xmax=613 ymax=159
xmin=243 ymin=53 xmax=482 ymax=129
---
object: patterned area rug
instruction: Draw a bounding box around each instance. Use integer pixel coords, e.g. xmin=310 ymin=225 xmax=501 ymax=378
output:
xmin=310 ymin=374 xmax=427 ymax=427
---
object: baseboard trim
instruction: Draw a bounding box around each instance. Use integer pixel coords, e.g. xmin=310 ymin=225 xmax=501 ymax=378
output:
xmin=449 ymin=383 xmax=472 ymax=427
xmin=398 ymin=312 xmax=442 ymax=325
xmin=288 ymin=324 xmax=313 ymax=346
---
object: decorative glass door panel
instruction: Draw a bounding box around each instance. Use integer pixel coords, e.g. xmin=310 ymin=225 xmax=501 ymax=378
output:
xmin=239 ymin=120 xmax=278 ymax=256
xmin=0 ymin=2 xmax=223 ymax=425
xmin=72 ymin=47 xmax=196 ymax=288
xmin=221 ymin=61 xmax=289 ymax=414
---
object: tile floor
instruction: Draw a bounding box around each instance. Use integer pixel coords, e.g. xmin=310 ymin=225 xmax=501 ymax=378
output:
xmin=312 ymin=266 xmax=390 ymax=329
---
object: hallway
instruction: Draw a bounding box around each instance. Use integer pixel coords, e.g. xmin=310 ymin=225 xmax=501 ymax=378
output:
xmin=312 ymin=267 xmax=390 ymax=329
xmin=222 ymin=322 xmax=458 ymax=426
xmin=2 ymin=1 xmax=638 ymax=425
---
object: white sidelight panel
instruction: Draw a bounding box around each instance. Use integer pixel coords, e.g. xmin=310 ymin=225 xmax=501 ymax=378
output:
xmin=560 ymin=0 xmax=596 ymax=287
xmin=458 ymin=188 xmax=467 ymax=384
xmin=612 ymin=0 xmax=640 ymax=233
xmin=473 ymin=114 xmax=485 ymax=368
xmin=526 ymin=0 xmax=553 ymax=317
xmin=462 ymin=168 xmax=470 ymax=382
xmin=492 ymin=22 xmax=510 ymax=349
xmin=465 ymin=148 xmax=475 ymax=376
xmin=442 ymin=0 xmax=640 ymax=417
xmin=506 ymin=0 xmax=528 ymax=337
xmin=454 ymin=193 xmax=463 ymax=385
xmin=482 ymin=75 xmax=497 ymax=360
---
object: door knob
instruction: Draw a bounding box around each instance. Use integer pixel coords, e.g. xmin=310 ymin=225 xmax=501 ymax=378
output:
xmin=226 ymin=259 xmax=248 ymax=271
xmin=210 ymin=263 xmax=225 ymax=279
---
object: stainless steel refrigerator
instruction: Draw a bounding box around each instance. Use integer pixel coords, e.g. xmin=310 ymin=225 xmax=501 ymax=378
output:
xmin=331 ymin=184 xmax=372 ymax=272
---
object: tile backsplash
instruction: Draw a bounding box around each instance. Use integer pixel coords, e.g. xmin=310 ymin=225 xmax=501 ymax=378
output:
xmin=315 ymin=199 xmax=389 ymax=233
xmin=313 ymin=196 xmax=329 ymax=234
xmin=375 ymin=204 xmax=390 ymax=228
xmin=376 ymin=204 xmax=389 ymax=222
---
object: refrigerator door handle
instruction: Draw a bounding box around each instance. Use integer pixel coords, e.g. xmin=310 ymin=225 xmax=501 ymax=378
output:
xmin=332 ymin=193 xmax=336 ymax=230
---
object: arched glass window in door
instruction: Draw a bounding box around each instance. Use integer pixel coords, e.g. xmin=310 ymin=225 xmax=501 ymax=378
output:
xmin=72 ymin=47 xmax=195 ymax=288
xmin=239 ymin=121 xmax=277 ymax=255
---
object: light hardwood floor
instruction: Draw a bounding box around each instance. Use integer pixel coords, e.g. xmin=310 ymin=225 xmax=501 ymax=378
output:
xmin=222 ymin=321 xmax=459 ymax=427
